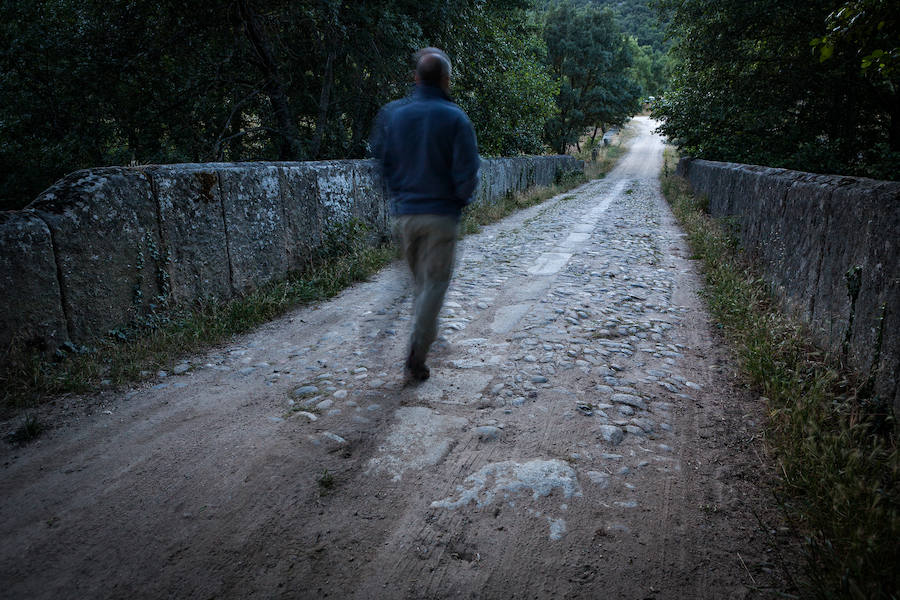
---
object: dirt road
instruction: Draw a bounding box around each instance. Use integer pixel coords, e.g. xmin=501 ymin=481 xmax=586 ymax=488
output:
xmin=1 ymin=117 xmax=794 ymax=599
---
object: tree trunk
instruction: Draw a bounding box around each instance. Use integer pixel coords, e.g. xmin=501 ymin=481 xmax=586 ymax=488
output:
xmin=890 ymin=102 xmax=900 ymax=153
xmin=227 ymin=92 xmax=245 ymax=161
xmin=348 ymin=86 xmax=370 ymax=158
xmin=238 ymin=0 xmax=299 ymax=160
xmin=309 ymin=50 xmax=335 ymax=159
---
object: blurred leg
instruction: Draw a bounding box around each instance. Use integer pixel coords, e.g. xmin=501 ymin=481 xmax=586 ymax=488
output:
xmin=410 ymin=215 xmax=457 ymax=363
xmin=401 ymin=215 xmax=458 ymax=373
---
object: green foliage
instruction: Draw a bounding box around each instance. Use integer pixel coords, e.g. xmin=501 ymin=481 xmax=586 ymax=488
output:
xmin=317 ymin=469 xmax=335 ymax=491
xmin=811 ymin=0 xmax=900 ymax=78
xmin=0 ymin=0 xmax=560 ymax=210
xmin=541 ymin=1 xmax=642 ymax=153
xmin=661 ymin=149 xmax=899 ymax=599
xmin=589 ymin=0 xmax=670 ymax=53
xmin=656 ymin=0 xmax=900 ymax=180
xmin=624 ymin=36 xmax=672 ymax=98
xmin=451 ymin=11 xmax=560 ymax=156
xmin=534 ymin=0 xmax=673 ymax=98
xmin=7 ymin=414 xmax=45 ymax=445
xmin=537 ymin=0 xmax=671 ymax=53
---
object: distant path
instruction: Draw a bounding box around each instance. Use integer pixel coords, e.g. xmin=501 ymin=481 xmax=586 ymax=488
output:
xmin=1 ymin=117 xmax=793 ymax=599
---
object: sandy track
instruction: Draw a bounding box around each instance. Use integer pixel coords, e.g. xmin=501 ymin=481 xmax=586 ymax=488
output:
xmin=1 ymin=118 xmax=795 ymax=599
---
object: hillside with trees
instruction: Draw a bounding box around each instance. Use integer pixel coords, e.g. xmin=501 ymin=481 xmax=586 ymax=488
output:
xmin=557 ymin=0 xmax=672 ymax=97
xmin=590 ymin=0 xmax=669 ymax=52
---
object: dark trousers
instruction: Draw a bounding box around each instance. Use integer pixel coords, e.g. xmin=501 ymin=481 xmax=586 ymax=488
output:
xmin=394 ymin=214 xmax=459 ymax=361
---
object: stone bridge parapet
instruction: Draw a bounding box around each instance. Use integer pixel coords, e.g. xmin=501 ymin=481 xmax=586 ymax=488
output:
xmin=677 ymin=157 xmax=899 ymax=412
xmin=1 ymin=156 xmax=581 ymax=352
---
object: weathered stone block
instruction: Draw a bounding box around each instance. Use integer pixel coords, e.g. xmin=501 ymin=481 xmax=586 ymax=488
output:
xmin=675 ymin=156 xmax=692 ymax=178
xmin=0 ymin=213 xmax=68 ymax=350
xmin=310 ymin=160 xmax=358 ymax=224
xmin=150 ymin=165 xmax=232 ymax=304
xmin=838 ymin=180 xmax=900 ymax=404
xmin=475 ymin=158 xmax=496 ymax=205
xmin=746 ymin=169 xmax=793 ymax=275
xmin=810 ymin=178 xmax=873 ymax=355
xmin=778 ymin=174 xmax=834 ymax=321
xmin=217 ymin=164 xmax=288 ymax=293
xmin=351 ymin=160 xmax=390 ymax=242
xmin=28 ymin=168 xmax=161 ymax=343
xmin=867 ymin=182 xmax=900 ymax=406
xmin=279 ymin=163 xmax=323 ymax=272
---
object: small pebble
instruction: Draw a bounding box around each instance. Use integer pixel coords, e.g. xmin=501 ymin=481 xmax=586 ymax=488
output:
xmin=292 ymin=385 xmax=318 ymax=397
xmin=321 ymin=432 xmax=347 ymax=444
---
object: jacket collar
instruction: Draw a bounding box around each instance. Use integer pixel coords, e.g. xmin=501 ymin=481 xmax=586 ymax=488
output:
xmin=413 ymin=83 xmax=452 ymax=102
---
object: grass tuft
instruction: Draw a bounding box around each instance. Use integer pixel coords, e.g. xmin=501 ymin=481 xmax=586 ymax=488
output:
xmin=8 ymin=413 xmax=45 ymax=445
xmin=661 ymin=146 xmax=898 ymax=599
xmin=317 ymin=468 xmax=335 ymax=491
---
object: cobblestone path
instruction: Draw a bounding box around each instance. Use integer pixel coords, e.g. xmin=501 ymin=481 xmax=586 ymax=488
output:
xmin=1 ymin=117 xmax=792 ymax=599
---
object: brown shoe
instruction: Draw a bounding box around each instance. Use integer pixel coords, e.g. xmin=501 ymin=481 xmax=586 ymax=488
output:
xmin=405 ymin=350 xmax=430 ymax=382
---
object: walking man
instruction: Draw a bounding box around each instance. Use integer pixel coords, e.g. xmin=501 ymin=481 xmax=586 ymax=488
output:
xmin=373 ymin=49 xmax=480 ymax=381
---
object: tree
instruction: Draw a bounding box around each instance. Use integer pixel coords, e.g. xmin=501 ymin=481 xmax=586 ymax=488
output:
xmin=595 ymin=0 xmax=669 ymax=51
xmin=812 ymin=0 xmax=900 ymax=151
xmin=0 ymin=0 xmax=561 ymax=210
xmin=448 ymin=8 xmax=559 ymax=156
xmin=812 ymin=0 xmax=900 ymax=79
xmin=542 ymin=2 xmax=641 ymax=153
xmin=625 ymin=37 xmax=671 ymax=98
xmin=655 ymin=0 xmax=899 ymax=180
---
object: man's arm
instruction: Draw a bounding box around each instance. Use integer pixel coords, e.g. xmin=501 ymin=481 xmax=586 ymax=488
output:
xmin=451 ymin=116 xmax=480 ymax=207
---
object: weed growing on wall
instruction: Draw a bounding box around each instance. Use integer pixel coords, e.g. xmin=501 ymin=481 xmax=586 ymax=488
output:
xmin=660 ymin=146 xmax=899 ymax=599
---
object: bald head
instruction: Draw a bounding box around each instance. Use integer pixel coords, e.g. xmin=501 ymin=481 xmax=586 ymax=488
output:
xmin=416 ymin=51 xmax=451 ymax=91
xmin=413 ymin=47 xmax=449 ymax=64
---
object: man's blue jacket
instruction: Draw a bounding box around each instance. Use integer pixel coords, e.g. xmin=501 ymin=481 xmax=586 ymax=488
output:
xmin=372 ymin=84 xmax=480 ymax=220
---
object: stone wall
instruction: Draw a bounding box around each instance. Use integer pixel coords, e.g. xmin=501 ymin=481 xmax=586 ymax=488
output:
xmin=677 ymin=158 xmax=900 ymax=412
xmin=1 ymin=156 xmax=580 ymax=351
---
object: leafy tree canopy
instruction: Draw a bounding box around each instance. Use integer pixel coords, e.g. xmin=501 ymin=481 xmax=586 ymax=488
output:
xmin=655 ymin=0 xmax=900 ymax=180
xmin=542 ymin=1 xmax=642 ymax=153
xmin=0 ymin=0 xmax=558 ymax=210
xmin=812 ymin=0 xmax=900 ymax=78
